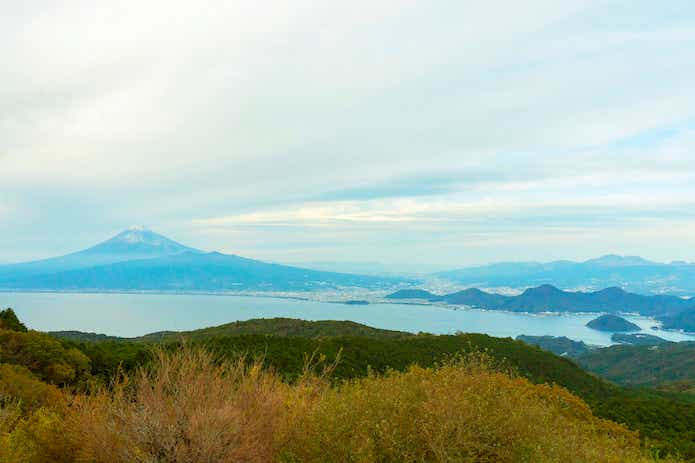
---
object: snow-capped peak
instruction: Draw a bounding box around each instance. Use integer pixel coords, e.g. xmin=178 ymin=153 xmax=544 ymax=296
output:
xmin=94 ymin=228 xmax=200 ymax=254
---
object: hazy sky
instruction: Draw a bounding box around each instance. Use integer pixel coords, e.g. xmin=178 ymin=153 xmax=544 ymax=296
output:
xmin=2 ymin=1 xmax=695 ymax=267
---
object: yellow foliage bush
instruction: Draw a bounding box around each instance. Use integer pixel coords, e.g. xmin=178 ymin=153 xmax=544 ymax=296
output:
xmin=0 ymin=348 xmax=682 ymax=463
xmin=0 ymin=407 xmax=76 ymax=463
xmin=280 ymin=358 xmax=651 ymax=463
xmin=0 ymin=364 xmax=63 ymax=411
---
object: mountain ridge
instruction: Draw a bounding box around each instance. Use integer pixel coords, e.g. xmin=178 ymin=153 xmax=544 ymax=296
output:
xmin=386 ymin=284 xmax=695 ymax=331
xmin=1 ymin=250 xmax=408 ymax=292
xmin=437 ymin=255 xmax=695 ymax=296
xmin=0 ymin=229 xmax=410 ymax=291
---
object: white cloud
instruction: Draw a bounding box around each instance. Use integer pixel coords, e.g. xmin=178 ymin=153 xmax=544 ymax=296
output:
xmin=196 ymin=188 xmax=695 ymax=228
xmin=2 ymin=0 xmax=695 ymax=264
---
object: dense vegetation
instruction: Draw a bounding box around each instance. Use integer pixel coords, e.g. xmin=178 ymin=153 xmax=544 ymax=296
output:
xmin=53 ymin=325 xmax=695 ymax=458
xmin=1 ymin=348 xmax=674 ymax=463
xmin=513 ymin=335 xmax=695 ymax=390
xmin=577 ymin=342 xmax=695 ymax=389
xmin=2 ymin=310 xmax=694 ymax=461
xmin=611 ymin=333 xmax=670 ymax=346
xmin=0 ymin=327 xmax=90 ymax=385
xmin=516 ymin=335 xmax=592 ymax=357
xmin=517 ymin=333 xmax=695 ymax=457
xmin=51 ymin=317 xmax=411 ymax=343
xmin=0 ymin=308 xmax=26 ymax=332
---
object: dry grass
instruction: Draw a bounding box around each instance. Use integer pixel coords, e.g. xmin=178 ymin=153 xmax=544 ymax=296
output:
xmin=0 ymin=347 xmax=683 ymax=463
xmin=62 ymin=348 xmax=291 ymax=463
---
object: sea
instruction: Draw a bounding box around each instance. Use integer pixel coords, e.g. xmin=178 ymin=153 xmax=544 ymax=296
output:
xmin=3 ymin=292 xmax=694 ymax=346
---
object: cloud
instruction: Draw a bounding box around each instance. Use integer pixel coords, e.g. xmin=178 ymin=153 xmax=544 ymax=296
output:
xmin=2 ymin=0 xmax=695 ymax=264
xmin=316 ymin=172 xmax=492 ymax=201
xmin=196 ymin=189 xmax=695 ymax=229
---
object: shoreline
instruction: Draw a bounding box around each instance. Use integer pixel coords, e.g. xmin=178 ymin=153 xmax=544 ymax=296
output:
xmin=3 ymin=290 xmax=694 ymax=338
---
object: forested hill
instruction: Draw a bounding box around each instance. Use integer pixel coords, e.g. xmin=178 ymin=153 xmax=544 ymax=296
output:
xmin=47 ymin=317 xmax=616 ymax=399
xmin=3 ymin=309 xmax=688 ymax=461
xmin=387 ymin=284 xmax=693 ymax=315
xmin=386 ymin=284 xmax=695 ymax=331
xmin=46 ymin=318 xmax=694 ymax=458
xmin=3 ymin=310 xmax=694 ymax=457
xmin=50 ymin=318 xmax=412 ymax=343
xmin=517 ymin=333 xmax=695 ymax=396
xmin=576 ymin=341 xmax=695 ymax=390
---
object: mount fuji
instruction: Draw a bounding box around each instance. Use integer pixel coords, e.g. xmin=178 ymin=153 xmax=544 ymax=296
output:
xmin=0 ymin=228 xmax=408 ymax=291
xmin=0 ymin=227 xmax=200 ymax=281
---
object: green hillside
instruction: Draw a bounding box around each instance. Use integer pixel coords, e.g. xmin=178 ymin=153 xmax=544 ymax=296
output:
xmin=516 ymin=334 xmax=593 ymax=357
xmin=577 ymin=342 xmax=695 ymax=388
xmin=2 ymin=310 xmax=693 ymax=459
xmin=50 ymin=322 xmax=694 ymax=458
xmin=50 ymin=317 xmax=412 ymax=343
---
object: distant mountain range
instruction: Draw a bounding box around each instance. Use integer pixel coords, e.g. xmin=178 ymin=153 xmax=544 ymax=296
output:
xmin=386 ymin=284 xmax=695 ymax=331
xmin=436 ymin=255 xmax=695 ymax=296
xmin=0 ymin=228 xmax=408 ymax=292
xmin=387 ymin=284 xmax=693 ymax=315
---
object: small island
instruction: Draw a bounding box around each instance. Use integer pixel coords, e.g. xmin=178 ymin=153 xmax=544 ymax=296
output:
xmin=586 ymin=314 xmax=640 ymax=332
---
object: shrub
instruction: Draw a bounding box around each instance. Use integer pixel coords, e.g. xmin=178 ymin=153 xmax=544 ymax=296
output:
xmin=280 ymin=355 xmax=662 ymax=463
xmin=0 ymin=364 xmax=62 ymax=411
xmin=61 ymin=348 xmax=291 ymax=463
xmin=0 ymin=330 xmax=90 ymax=385
xmin=0 ymin=347 xmax=681 ymax=463
xmin=0 ymin=406 xmax=75 ymax=463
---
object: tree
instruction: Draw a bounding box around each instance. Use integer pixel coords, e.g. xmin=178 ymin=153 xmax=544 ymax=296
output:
xmin=0 ymin=308 xmax=27 ymax=332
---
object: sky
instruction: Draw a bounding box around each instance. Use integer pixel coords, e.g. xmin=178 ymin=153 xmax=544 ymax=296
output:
xmin=2 ymin=0 xmax=695 ymax=268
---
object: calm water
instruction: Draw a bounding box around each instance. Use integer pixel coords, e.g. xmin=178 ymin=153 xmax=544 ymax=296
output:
xmin=3 ymin=292 xmax=694 ymax=346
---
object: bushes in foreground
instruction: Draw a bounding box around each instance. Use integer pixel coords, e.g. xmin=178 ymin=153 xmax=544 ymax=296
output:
xmin=0 ymin=364 xmax=62 ymax=412
xmin=0 ymin=347 xmax=681 ymax=463
xmin=56 ymin=332 xmax=695 ymax=457
xmin=0 ymin=329 xmax=90 ymax=385
xmin=281 ymin=356 xmax=646 ymax=463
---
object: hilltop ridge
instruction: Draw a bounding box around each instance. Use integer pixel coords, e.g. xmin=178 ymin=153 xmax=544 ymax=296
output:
xmin=437 ymin=255 xmax=695 ymax=296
